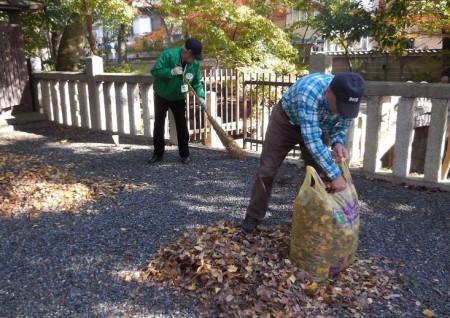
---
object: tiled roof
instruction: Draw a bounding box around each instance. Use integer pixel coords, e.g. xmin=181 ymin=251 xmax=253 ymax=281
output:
xmin=315 ymin=49 xmax=441 ymax=56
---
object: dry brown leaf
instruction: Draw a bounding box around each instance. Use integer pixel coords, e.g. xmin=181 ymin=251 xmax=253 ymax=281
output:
xmin=0 ymin=151 xmax=150 ymax=216
xmin=135 ymin=221 xmax=403 ymax=317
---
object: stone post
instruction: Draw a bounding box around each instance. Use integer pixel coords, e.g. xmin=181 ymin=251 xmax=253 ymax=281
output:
xmin=85 ymin=56 xmax=104 ymax=130
xmin=29 ymin=57 xmax=43 ymax=115
xmin=309 ymin=53 xmax=333 ymax=74
xmin=204 ymin=92 xmax=219 ymax=148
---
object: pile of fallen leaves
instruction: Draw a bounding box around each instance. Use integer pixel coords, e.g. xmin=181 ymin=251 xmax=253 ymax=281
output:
xmin=0 ymin=151 xmax=148 ymax=216
xmin=121 ymin=222 xmax=404 ymax=317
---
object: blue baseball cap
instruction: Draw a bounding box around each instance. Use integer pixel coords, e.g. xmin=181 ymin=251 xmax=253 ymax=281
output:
xmin=184 ymin=38 xmax=203 ymax=61
xmin=330 ymin=72 xmax=365 ymax=118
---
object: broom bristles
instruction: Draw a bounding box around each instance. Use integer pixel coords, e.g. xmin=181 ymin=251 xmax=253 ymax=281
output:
xmin=206 ymin=113 xmax=247 ymax=159
xmin=182 ymin=74 xmax=246 ymax=159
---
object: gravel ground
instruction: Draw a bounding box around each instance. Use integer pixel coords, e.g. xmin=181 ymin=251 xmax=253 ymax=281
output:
xmin=0 ymin=122 xmax=449 ymax=318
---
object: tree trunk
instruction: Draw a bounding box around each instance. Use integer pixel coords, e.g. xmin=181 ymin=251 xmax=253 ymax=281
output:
xmin=441 ymin=28 xmax=450 ymax=77
xmin=50 ymin=30 xmax=61 ymax=62
xmin=118 ymin=24 xmax=127 ymax=63
xmin=85 ymin=15 xmax=98 ymax=56
xmin=341 ymin=41 xmax=352 ymax=71
xmin=55 ymin=20 xmax=87 ymax=71
xmin=442 ymin=35 xmax=450 ymax=50
xmin=441 ymin=23 xmax=450 ymax=50
xmin=162 ymin=18 xmax=175 ymax=45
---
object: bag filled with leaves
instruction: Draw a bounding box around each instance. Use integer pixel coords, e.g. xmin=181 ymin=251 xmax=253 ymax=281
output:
xmin=289 ymin=161 xmax=360 ymax=282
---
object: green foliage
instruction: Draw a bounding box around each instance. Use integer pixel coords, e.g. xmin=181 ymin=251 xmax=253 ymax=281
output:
xmin=19 ymin=0 xmax=134 ymax=59
xmin=246 ymin=0 xmax=282 ymax=18
xmin=372 ymin=0 xmax=450 ymax=55
xmin=19 ymin=0 xmax=449 ymax=75
xmin=155 ymin=0 xmax=298 ymax=74
xmin=315 ymin=0 xmax=373 ymax=51
xmin=309 ymin=0 xmax=374 ymax=71
xmin=130 ymin=61 xmax=153 ymax=74
xmin=284 ymin=0 xmax=323 ymax=33
xmin=441 ymin=50 xmax=450 ymax=71
xmin=408 ymin=51 xmax=450 ymax=82
xmin=283 ymin=1 xmax=323 ymax=65
xmin=104 ymin=62 xmax=134 ymax=73
xmin=284 ymin=0 xmax=374 ymax=69
xmin=69 ymin=0 xmax=134 ymax=24
xmin=21 ymin=0 xmax=77 ymax=57
xmin=103 ymin=61 xmax=152 ymax=74
xmin=0 ymin=11 xmax=8 ymax=22
xmin=412 ymin=0 xmax=450 ymax=37
xmin=129 ymin=28 xmax=166 ymax=53
xmin=372 ymin=0 xmax=417 ymax=56
xmin=349 ymin=57 xmax=367 ymax=75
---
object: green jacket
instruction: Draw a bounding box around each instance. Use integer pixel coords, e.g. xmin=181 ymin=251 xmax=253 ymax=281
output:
xmin=151 ymin=47 xmax=205 ymax=101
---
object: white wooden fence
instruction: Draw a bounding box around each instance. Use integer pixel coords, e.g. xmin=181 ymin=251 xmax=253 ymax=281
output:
xmin=31 ymin=56 xmax=450 ymax=189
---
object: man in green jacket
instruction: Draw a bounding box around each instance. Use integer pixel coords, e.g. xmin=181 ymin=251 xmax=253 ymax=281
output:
xmin=148 ymin=38 xmax=205 ymax=164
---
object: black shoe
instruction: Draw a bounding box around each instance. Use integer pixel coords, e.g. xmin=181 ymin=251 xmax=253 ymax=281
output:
xmin=147 ymin=155 xmax=163 ymax=164
xmin=180 ymin=156 xmax=191 ymax=164
xmin=240 ymin=215 xmax=260 ymax=233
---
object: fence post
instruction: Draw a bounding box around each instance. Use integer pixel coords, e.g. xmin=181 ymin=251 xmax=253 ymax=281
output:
xmin=362 ymin=96 xmax=382 ymax=173
xmin=204 ymin=91 xmax=219 ymax=148
xmin=392 ymin=98 xmax=415 ymax=177
xmin=347 ymin=114 xmax=366 ymax=165
xmin=29 ymin=57 xmax=43 ymax=114
xmin=85 ymin=56 xmax=104 ymax=131
xmin=423 ymin=99 xmax=449 ymax=182
xmin=169 ymin=109 xmax=177 ymax=145
xmin=142 ymin=84 xmax=154 ymax=138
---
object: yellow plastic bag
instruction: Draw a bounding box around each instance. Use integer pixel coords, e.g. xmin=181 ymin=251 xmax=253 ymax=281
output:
xmin=289 ymin=161 xmax=360 ymax=282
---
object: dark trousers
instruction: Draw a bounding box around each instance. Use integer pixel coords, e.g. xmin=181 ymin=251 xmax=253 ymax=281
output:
xmin=152 ymin=93 xmax=190 ymax=158
xmin=246 ymin=102 xmax=329 ymax=220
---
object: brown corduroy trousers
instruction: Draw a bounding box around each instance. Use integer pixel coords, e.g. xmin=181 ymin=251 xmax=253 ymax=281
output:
xmin=246 ymin=102 xmax=329 ymax=220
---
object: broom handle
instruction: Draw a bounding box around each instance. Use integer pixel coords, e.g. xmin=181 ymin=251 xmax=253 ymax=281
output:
xmin=182 ymin=74 xmax=212 ymax=117
xmin=182 ymin=73 xmax=246 ymax=158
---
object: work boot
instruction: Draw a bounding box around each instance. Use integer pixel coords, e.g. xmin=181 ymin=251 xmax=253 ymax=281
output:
xmin=240 ymin=215 xmax=260 ymax=233
xmin=180 ymin=156 xmax=191 ymax=164
xmin=148 ymin=155 xmax=163 ymax=164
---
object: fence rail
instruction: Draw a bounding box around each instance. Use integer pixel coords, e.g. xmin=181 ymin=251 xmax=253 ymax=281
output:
xmin=31 ymin=56 xmax=450 ymax=188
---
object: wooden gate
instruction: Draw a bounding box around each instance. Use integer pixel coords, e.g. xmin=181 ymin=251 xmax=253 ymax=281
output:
xmin=0 ymin=6 xmax=33 ymax=114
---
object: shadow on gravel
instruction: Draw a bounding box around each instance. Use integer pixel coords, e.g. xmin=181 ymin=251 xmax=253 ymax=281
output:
xmin=0 ymin=123 xmax=263 ymax=316
xmin=1 ymin=122 xmax=449 ymax=317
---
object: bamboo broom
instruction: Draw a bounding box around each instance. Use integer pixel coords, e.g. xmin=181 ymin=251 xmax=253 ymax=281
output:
xmin=183 ymin=76 xmax=247 ymax=159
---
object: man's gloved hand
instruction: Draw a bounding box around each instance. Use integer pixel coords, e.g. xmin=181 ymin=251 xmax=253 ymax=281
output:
xmin=171 ymin=66 xmax=183 ymax=76
xmin=198 ymin=97 xmax=206 ymax=109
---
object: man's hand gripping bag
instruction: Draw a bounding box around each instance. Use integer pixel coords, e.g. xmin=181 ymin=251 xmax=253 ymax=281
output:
xmin=289 ymin=161 xmax=360 ymax=282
